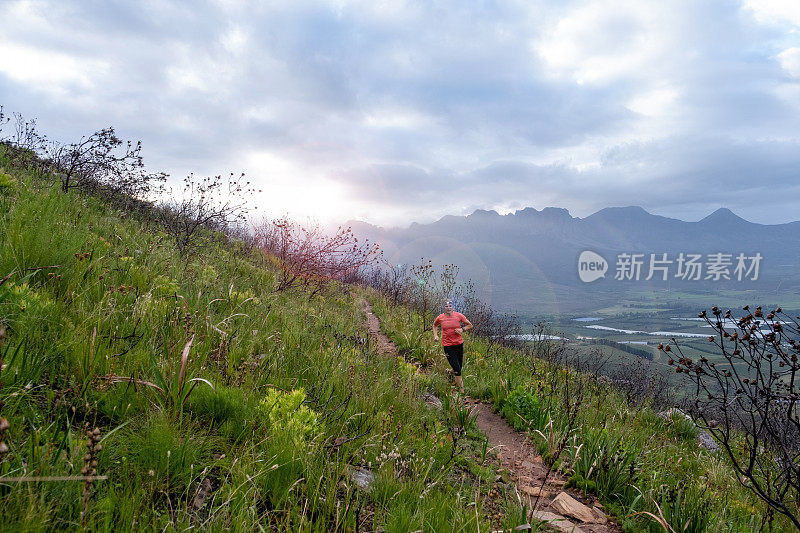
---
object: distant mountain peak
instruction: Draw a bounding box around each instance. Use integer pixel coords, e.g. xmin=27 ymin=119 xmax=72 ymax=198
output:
xmin=700 ymin=207 xmax=748 ymax=225
xmin=468 ymin=209 xmax=500 ymax=217
xmin=596 ymin=205 xmax=648 ymax=215
xmin=584 ymin=205 xmax=652 ymax=222
xmin=540 ymin=206 xmax=572 ymax=218
xmin=513 ymin=206 xmax=574 ymax=218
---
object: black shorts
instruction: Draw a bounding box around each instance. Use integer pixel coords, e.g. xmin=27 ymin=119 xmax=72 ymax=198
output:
xmin=443 ymin=343 xmax=464 ymax=376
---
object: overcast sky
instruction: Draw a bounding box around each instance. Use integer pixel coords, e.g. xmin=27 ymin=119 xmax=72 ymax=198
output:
xmin=2 ymin=0 xmax=800 ymax=226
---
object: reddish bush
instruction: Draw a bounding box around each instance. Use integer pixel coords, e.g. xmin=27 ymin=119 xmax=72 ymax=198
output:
xmin=256 ymin=218 xmax=381 ymax=297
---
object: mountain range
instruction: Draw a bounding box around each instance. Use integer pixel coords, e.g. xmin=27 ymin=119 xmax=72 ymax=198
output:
xmin=349 ymin=206 xmax=800 ymax=315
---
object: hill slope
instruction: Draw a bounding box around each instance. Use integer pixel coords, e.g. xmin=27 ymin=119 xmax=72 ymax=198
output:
xmin=0 ymin=146 xmax=515 ymax=531
xmin=0 ymin=145 xmax=795 ymax=531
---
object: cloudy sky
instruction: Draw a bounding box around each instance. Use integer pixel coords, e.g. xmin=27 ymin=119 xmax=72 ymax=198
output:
xmin=2 ymin=0 xmax=800 ymax=226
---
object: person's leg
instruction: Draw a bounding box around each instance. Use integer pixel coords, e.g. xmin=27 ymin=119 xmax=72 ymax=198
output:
xmin=443 ymin=345 xmax=463 ymax=393
xmin=451 ymin=344 xmax=465 ymax=393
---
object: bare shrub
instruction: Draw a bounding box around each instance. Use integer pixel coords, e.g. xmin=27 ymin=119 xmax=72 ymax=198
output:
xmin=571 ymin=346 xmax=612 ymax=378
xmin=49 ymin=127 xmax=166 ymax=201
xmin=608 ymin=357 xmax=672 ymax=408
xmin=4 ymin=111 xmax=48 ymax=153
xmin=160 ymin=173 xmax=255 ymax=254
xmin=255 ymin=217 xmax=380 ymax=297
xmin=475 ymin=310 xmax=522 ymax=356
xmin=369 ymin=261 xmax=410 ymax=305
xmin=524 ymin=322 xmax=565 ymax=364
xmin=455 ymin=279 xmax=491 ymax=328
xmin=406 ymin=261 xmax=470 ymax=330
xmin=407 ymin=258 xmax=437 ymax=330
xmin=223 ymin=220 xmax=258 ymax=254
xmin=668 ymin=305 xmax=800 ymax=528
xmin=0 ymin=106 xmax=165 ymax=208
xmin=0 ymin=107 xmax=51 ymax=173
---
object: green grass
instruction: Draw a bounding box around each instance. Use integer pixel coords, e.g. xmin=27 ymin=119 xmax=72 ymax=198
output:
xmin=0 ymin=146 xmax=503 ymax=531
xmin=367 ymin=290 xmax=798 ymax=532
xmin=1 ymin=142 xmax=796 ymax=531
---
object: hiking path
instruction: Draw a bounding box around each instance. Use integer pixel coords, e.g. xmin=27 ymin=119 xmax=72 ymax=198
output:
xmin=362 ymin=299 xmax=621 ymax=533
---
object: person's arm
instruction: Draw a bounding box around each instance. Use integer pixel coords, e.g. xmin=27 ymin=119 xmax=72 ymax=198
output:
xmin=432 ymin=320 xmax=440 ymax=342
xmin=456 ymin=315 xmax=473 ymax=334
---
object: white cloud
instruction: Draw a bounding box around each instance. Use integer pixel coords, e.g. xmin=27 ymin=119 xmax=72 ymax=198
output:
xmin=776 ymin=46 xmax=800 ymax=76
xmin=534 ymin=1 xmax=672 ymax=85
xmin=220 ymin=25 xmax=248 ymax=55
xmin=744 ymin=0 xmax=800 ymax=28
xmin=627 ymin=87 xmax=679 ymax=116
xmin=241 ymin=150 xmax=353 ymax=222
xmin=363 ymin=107 xmax=435 ymax=130
xmin=0 ymin=41 xmax=107 ymax=92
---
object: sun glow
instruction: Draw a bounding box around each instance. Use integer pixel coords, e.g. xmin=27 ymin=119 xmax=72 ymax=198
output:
xmin=242 ymin=151 xmax=354 ymax=223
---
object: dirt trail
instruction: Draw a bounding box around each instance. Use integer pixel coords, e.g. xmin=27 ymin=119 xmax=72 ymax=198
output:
xmin=361 ymin=299 xmax=620 ymax=533
xmin=363 ymin=300 xmax=399 ymax=358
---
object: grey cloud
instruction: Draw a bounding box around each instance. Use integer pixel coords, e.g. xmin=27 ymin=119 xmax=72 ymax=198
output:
xmin=334 ymin=134 xmax=800 ymax=224
xmin=1 ymin=0 xmax=800 ymax=225
xmin=338 ymin=164 xmax=443 ymax=204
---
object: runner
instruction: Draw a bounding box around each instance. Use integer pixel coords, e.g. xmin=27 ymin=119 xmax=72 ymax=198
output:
xmin=432 ymin=299 xmax=473 ymax=394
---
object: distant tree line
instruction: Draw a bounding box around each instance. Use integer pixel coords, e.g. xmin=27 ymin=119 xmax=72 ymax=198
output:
xmin=584 ymin=338 xmax=654 ymax=360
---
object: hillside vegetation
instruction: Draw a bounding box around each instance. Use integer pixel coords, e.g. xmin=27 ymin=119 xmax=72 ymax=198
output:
xmin=0 ymin=145 xmax=513 ymax=531
xmin=0 ymin=139 xmax=797 ymax=532
xmin=367 ymin=294 xmax=800 ymax=531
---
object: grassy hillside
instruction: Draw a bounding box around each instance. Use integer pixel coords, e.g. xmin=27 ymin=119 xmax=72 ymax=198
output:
xmin=0 ymin=144 xmax=796 ymax=532
xmin=366 ymin=295 xmax=795 ymax=531
xmin=0 ymin=146 xmax=518 ymax=531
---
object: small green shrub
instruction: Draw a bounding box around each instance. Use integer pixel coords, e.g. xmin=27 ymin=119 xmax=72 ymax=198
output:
xmin=488 ymin=380 xmax=508 ymax=410
xmin=565 ymin=472 xmax=597 ymax=494
xmin=667 ymin=412 xmax=699 ymax=442
xmin=151 ymin=275 xmax=179 ymax=297
xmin=102 ymin=412 xmax=216 ymax=495
xmin=0 ymin=185 xmax=91 ymax=278
xmin=396 ymin=355 xmax=417 ymax=379
xmin=258 ymin=388 xmax=321 ymax=446
xmin=659 ymin=483 xmax=711 ymax=533
xmin=2 ymin=281 xmax=55 ymax=324
xmin=188 ymin=385 xmax=244 ymax=423
xmin=567 ymin=427 xmax=639 ymax=505
xmin=502 ymin=385 xmax=548 ymax=432
xmin=452 ymin=401 xmax=478 ymax=432
xmin=0 ymin=168 xmax=16 ymax=193
xmin=502 ymin=501 xmax=533 ymax=531
xmin=186 ymin=386 xmax=254 ymax=441
xmin=196 ymin=264 xmax=218 ymax=288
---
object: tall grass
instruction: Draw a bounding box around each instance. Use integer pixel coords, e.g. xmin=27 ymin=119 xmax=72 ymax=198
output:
xmin=0 ymin=147 xmax=502 ymax=531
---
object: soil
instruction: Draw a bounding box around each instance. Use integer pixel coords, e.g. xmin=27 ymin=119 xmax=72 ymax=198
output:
xmin=363 ymin=300 xmax=399 ymax=358
xmin=362 ymin=299 xmax=622 ymax=533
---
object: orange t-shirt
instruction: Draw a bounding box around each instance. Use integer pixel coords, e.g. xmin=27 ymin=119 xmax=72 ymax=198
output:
xmin=434 ymin=312 xmax=467 ymax=346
